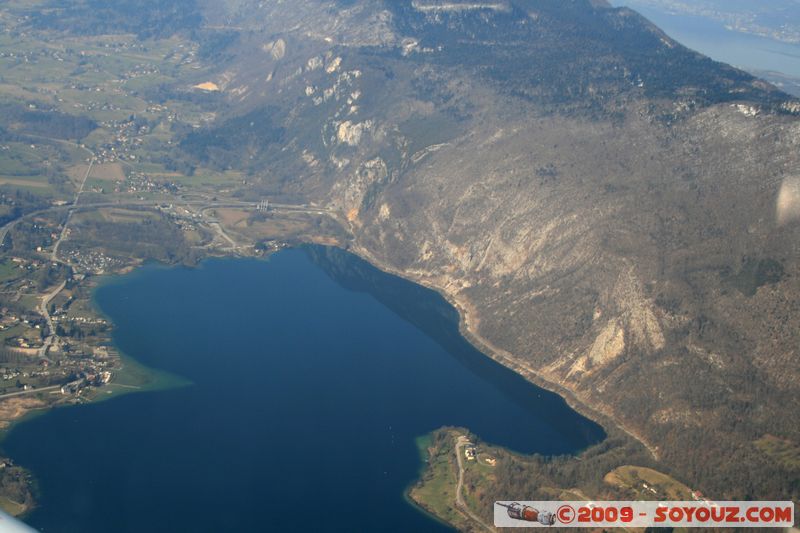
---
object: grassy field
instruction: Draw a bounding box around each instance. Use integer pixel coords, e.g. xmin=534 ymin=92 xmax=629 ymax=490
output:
xmin=0 ymin=260 xmax=22 ymax=283
xmin=167 ymin=169 xmax=245 ymax=188
xmin=755 ymin=435 xmax=800 ymax=471
xmin=0 ymin=322 xmax=40 ymax=348
xmin=0 ymin=142 xmax=80 ymax=200
xmin=99 ymin=208 xmax=159 ymax=224
xmin=224 ymin=214 xmax=322 ymax=243
xmin=83 ymin=177 xmax=112 ymax=193
xmin=0 ymin=145 xmax=47 ymax=176
xmin=90 ymin=163 xmax=126 ymax=181
xmin=0 ymin=176 xmax=48 ymax=189
xmin=0 ymin=143 xmax=62 ymax=182
xmin=0 ymin=324 xmax=24 ymax=344
xmin=0 ymin=495 xmax=28 ymax=517
xmin=71 ymin=210 xmax=105 ymax=225
xmin=604 ymin=465 xmax=694 ymax=500
xmin=67 ymin=162 xmax=125 ymax=188
xmin=215 ymin=208 xmax=249 ymax=227
xmin=408 ymin=432 xmax=472 ymax=530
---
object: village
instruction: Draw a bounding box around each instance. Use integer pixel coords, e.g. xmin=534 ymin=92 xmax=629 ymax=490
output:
xmin=0 ymin=246 xmax=123 ymax=406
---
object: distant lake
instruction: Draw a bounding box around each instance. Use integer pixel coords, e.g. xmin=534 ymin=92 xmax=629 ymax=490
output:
xmin=2 ymin=247 xmax=603 ymax=532
xmin=611 ymin=1 xmax=800 ymax=79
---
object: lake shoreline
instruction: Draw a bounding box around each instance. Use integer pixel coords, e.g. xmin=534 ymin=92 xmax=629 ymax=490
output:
xmin=0 ymin=268 xmax=191 ymax=442
xmin=1 ymin=241 xmax=612 ymax=530
xmin=345 ymin=242 xmax=648 ymax=456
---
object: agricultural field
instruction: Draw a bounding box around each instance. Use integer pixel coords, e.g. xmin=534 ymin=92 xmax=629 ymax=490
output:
xmin=0 ymin=15 xmax=241 ymax=203
xmin=0 ymin=142 xmax=72 ymax=199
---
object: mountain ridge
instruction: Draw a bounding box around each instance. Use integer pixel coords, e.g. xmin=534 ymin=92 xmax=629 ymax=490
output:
xmin=180 ymin=0 xmax=800 ymax=500
xmin=19 ymin=0 xmax=800 ymax=505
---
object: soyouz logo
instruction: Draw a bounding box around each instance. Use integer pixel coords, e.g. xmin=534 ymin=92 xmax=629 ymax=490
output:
xmin=494 ymin=501 xmax=795 ymax=528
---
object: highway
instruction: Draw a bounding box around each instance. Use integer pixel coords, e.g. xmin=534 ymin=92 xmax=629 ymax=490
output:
xmin=0 ymin=192 xmax=337 ymax=356
xmin=0 ymin=199 xmax=334 ymax=245
xmin=0 ymin=152 xmax=336 ymax=361
xmin=0 ymin=134 xmax=338 ymax=363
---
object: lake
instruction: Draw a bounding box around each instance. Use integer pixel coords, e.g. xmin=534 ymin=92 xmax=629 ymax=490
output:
xmin=2 ymin=246 xmax=604 ymax=532
xmin=610 ymin=1 xmax=800 ymax=80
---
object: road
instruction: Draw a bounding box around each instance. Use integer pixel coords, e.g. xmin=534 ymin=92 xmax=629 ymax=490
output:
xmin=0 ymin=161 xmax=339 ymax=364
xmin=37 ymin=280 xmax=66 ymax=359
xmin=0 ymin=198 xmax=335 ymax=261
xmin=454 ymin=435 xmax=495 ymax=532
xmin=0 ymin=132 xmax=333 ymax=243
xmin=0 ymin=199 xmax=333 ymax=244
xmin=0 ymin=136 xmax=340 ymax=406
xmin=0 ymin=193 xmax=338 ymax=354
xmin=33 ymin=148 xmax=96 ymax=358
xmin=51 ymin=157 xmax=93 ymax=262
xmin=208 ymin=221 xmax=238 ymax=250
xmin=0 ymin=385 xmax=61 ymax=400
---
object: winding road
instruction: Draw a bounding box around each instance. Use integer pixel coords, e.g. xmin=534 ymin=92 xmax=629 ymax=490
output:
xmin=0 ymin=185 xmax=337 ymax=360
xmin=0 ymin=200 xmax=333 ymax=245
xmin=454 ymin=435 xmax=495 ymax=532
xmin=0 ymin=134 xmax=337 ymax=365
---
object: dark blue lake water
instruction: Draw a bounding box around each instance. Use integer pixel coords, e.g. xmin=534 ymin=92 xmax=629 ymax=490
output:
xmin=3 ymin=246 xmax=603 ymax=532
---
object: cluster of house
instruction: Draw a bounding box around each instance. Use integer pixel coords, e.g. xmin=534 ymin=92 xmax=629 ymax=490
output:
xmin=463 ymin=442 xmax=498 ymax=466
xmin=117 ymin=171 xmax=181 ymax=195
xmin=6 ymin=256 xmax=48 ymax=274
xmin=641 ymin=482 xmax=658 ymax=496
xmin=63 ymin=248 xmax=124 ymax=274
xmin=464 ymin=444 xmax=477 ymax=461
xmin=7 ymin=335 xmax=43 ymax=351
xmin=93 ymin=118 xmax=147 ymax=164
xmin=640 ymin=481 xmax=709 ymax=503
xmin=1 ymin=369 xmax=28 ymax=382
xmin=1 ymin=309 xmax=45 ymax=352
xmin=60 ymin=370 xmax=112 ymax=395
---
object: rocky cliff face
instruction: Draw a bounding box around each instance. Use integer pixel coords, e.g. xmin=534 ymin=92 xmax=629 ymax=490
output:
xmin=186 ymin=0 xmax=800 ymax=498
